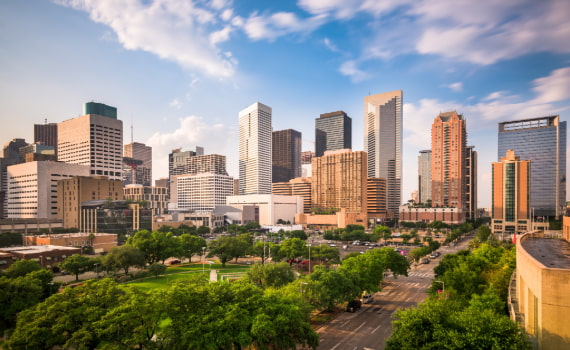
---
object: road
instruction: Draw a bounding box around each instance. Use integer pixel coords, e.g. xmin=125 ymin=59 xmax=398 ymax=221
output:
xmin=313 ymin=234 xmax=472 ymax=350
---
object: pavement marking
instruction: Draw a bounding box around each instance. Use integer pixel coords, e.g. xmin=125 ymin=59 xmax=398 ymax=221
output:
xmin=371 ymin=324 xmax=382 ymax=334
xmin=330 ymin=342 xmax=342 ymax=350
xmin=354 ymin=321 xmax=366 ymax=333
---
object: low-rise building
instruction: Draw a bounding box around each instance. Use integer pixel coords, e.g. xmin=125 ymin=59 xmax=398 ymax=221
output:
xmin=399 ymin=205 xmax=465 ymax=225
xmin=295 ymin=208 xmax=368 ymax=229
xmin=226 ymin=194 xmax=303 ymax=226
xmin=0 ymin=245 xmax=81 ymax=270
xmin=23 ymin=232 xmax=118 ymax=253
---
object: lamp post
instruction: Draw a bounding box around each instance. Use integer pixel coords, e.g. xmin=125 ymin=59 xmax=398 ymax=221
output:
xmin=94 ymin=263 xmax=99 ymax=279
xmin=308 ymin=244 xmax=311 ymax=273
xmin=202 ymin=246 xmax=206 ymax=276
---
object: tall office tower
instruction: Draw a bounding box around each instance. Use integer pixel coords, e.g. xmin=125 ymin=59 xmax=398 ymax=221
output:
xmin=58 ymin=102 xmax=123 ymax=181
xmin=0 ymin=158 xmax=17 ymax=218
xmin=34 ymin=122 xmax=58 ymax=156
xmin=122 ymin=157 xmax=151 ymax=186
xmin=3 ymin=138 xmax=28 ymax=162
xmin=272 ymin=177 xmax=312 ymax=213
xmin=168 ymin=146 xmax=204 ymax=178
xmin=311 ymin=149 xmax=367 ymax=213
xmin=124 ymin=142 xmax=152 ymax=185
xmin=7 ymin=161 xmax=89 ymax=219
xmin=418 ymin=150 xmax=432 ymax=205
xmin=239 ymin=102 xmax=272 ymax=195
xmin=57 ymin=175 xmax=123 ymax=228
xmin=315 ymin=111 xmax=352 ymax=157
xmin=170 ymin=173 xmax=234 ymax=212
xmin=498 ymin=116 xmax=566 ymax=218
xmin=367 ymin=177 xmax=387 ymax=221
xmin=301 ymin=151 xmax=314 ymax=177
xmin=272 ymin=129 xmax=302 ymax=183
xmin=431 ymin=111 xmax=467 ymax=210
xmin=465 ymin=146 xmax=478 ymax=220
xmin=124 ymin=184 xmax=169 ymax=216
xmin=364 ymin=90 xmax=402 ymax=216
xmin=187 ymin=154 xmax=228 ymax=175
xmin=491 ymin=150 xmax=530 ymax=235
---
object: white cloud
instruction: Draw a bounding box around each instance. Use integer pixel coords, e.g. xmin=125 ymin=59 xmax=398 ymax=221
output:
xmin=338 ymin=60 xmax=370 ymax=83
xmin=57 ymin=0 xmax=236 ymax=78
xmin=146 ymin=116 xmax=238 ymax=179
xmin=531 ymin=67 xmax=570 ymax=104
xmin=169 ymin=98 xmax=182 ymax=109
xmin=241 ymin=11 xmax=326 ymax=41
xmin=446 ymin=82 xmax=463 ymax=92
xmin=298 ymin=0 xmax=410 ymax=19
xmin=323 ymin=37 xmax=340 ymax=53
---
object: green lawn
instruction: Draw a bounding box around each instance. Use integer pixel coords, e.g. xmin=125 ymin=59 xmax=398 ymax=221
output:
xmin=126 ymin=263 xmax=251 ymax=291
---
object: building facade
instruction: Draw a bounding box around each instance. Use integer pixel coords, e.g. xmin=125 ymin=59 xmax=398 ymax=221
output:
xmin=123 ymin=184 xmax=169 ymax=216
xmin=7 ymin=161 xmax=90 ymax=219
xmin=57 ymin=175 xmax=124 ymax=229
xmin=187 ymin=154 xmax=228 ymax=175
xmin=491 ymin=150 xmax=530 ymax=235
xmin=315 ymin=111 xmax=352 ymax=157
xmin=80 ymin=200 xmax=152 ymax=234
xmin=3 ymin=138 xmax=27 ymax=162
xmin=58 ymin=102 xmax=123 ymax=181
xmin=34 ymin=122 xmax=58 ymax=156
xmin=239 ymin=102 xmax=272 ymax=195
xmin=272 ymin=177 xmax=312 ymax=214
xmin=169 ymin=146 xmax=204 ymax=178
xmin=465 ymin=145 xmax=478 ymax=220
xmin=367 ymin=177 xmax=387 ymax=222
xmin=272 ymin=129 xmax=302 ymax=183
xmin=311 ymin=149 xmax=367 ymax=214
xmin=123 ymin=142 xmax=152 ymax=186
xmin=24 ymin=233 xmax=118 ymax=253
xmin=364 ymin=90 xmax=402 ymax=216
xmin=170 ymin=173 xmax=234 ymax=212
xmin=226 ymin=194 xmax=303 ymax=226
xmin=399 ymin=206 xmax=465 ymax=225
xmin=498 ymin=116 xmax=566 ymax=218
xmin=431 ymin=111 xmax=467 ymax=209
xmin=418 ymin=150 xmax=432 ymax=205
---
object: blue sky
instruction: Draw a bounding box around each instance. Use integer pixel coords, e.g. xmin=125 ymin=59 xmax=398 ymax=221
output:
xmin=1 ymin=0 xmax=569 ymax=209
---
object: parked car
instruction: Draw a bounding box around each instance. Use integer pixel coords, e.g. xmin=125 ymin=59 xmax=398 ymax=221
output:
xmin=421 ymin=258 xmax=430 ymax=264
xmin=361 ymin=293 xmax=374 ymax=304
xmin=169 ymin=259 xmax=181 ymax=265
xmin=346 ymin=299 xmax=362 ymax=312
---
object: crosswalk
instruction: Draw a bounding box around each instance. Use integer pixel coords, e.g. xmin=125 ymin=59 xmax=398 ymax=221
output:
xmin=406 ymin=271 xmax=434 ymax=278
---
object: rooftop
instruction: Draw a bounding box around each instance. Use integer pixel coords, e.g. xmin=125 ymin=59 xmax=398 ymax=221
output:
xmin=521 ymin=236 xmax=570 ymax=269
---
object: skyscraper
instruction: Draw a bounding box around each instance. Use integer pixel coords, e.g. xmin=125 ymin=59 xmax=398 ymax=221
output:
xmin=498 ymin=116 xmax=566 ymax=218
xmin=315 ymin=111 xmax=352 ymax=157
xmin=364 ymin=90 xmax=402 ymax=216
xmin=465 ymin=145 xmax=478 ymax=220
xmin=58 ymin=102 xmax=123 ymax=181
xmin=187 ymin=154 xmax=228 ymax=175
xmin=239 ymin=102 xmax=272 ymax=195
xmin=34 ymin=122 xmax=58 ymax=156
xmin=169 ymin=146 xmax=204 ymax=178
xmin=272 ymin=129 xmax=301 ymax=183
xmin=431 ymin=111 xmax=466 ymax=210
xmin=124 ymin=142 xmax=152 ymax=186
xmin=491 ymin=149 xmax=530 ymax=235
xmin=418 ymin=150 xmax=432 ymax=205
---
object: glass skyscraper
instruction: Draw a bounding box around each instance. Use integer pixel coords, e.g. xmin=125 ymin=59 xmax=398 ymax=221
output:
xmin=498 ymin=116 xmax=566 ymax=218
xmin=315 ymin=111 xmax=352 ymax=157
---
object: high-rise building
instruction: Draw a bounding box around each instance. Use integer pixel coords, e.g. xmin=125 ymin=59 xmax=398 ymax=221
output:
xmin=58 ymin=102 xmax=123 ymax=181
xmin=315 ymin=111 xmax=352 ymax=157
xmin=7 ymin=161 xmax=90 ymax=219
xmin=431 ymin=111 xmax=467 ymax=210
xmin=187 ymin=154 xmax=228 ymax=176
xmin=418 ymin=150 xmax=432 ymax=205
xmin=465 ymin=145 xmax=478 ymax=220
xmin=124 ymin=184 xmax=168 ymax=216
xmin=124 ymin=142 xmax=152 ymax=186
xmin=170 ymin=173 xmax=234 ymax=212
xmin=491 ymin=150 xmax=530 ymax=235
xmin=364 ymin=90 xmax=402 ymax=216
xmin=168 ymin=146 xmax=204 ymax=178
xmin=3 ymin=138 xmax=28 ymax=163
xmin=272 ymin=129 xmax=301 ymax=183
xmin=0 ymin=158 xmax=18 ymax=218
xmin=239 ymin=102 xmax=272 ymax=195
xmin=34 ymin=122 xmax=58 ymax=156
xmin=498 ymin=116 xmax=566 ymax=218
xmin=367 ymin=177 xmax=387 ymax=221
xmin=312 ymin=149 xmax=367 ymax=213
xmin=57 ymin=175 xmax=124 ymax=228
xmin=301 ymin=151 xmax=314 ymax=177
xmin=272 ymin=177 xmax=312 ymax=214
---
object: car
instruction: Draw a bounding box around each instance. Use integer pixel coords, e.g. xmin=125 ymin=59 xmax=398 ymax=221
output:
xmin=329 ymin=244 xmax=337 ymax=247
xmin=60 ymin=271 xmax=70 ymax=276
xmin=346 ymin=299 xmax=362 ymax=312
xmin=361 ymin=293 xmax=374 ymax=304
xmin=169 ymin=259 xmax=181 ymax=265
xmin=421 ymin=258 xmax=430 ymax=264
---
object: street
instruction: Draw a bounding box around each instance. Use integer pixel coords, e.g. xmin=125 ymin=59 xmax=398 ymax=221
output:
xmin=314 ymin=234 xmax=472 ymax=350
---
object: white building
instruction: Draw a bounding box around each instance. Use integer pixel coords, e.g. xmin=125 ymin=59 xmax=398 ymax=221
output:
xmin=171 ymin=173 xmax=234 ymax=212
xmin=239 ymin=102 xmax=272 ymax=195
xmin=226 ymin=194 xmax=303 ymax=226
xmin=364 ymin=90 xmax=402 ymax=216
xmin=58 ymin=102 xmax=123 ymax=181
xmin=7 ymin=161 xmax=89 ymax=219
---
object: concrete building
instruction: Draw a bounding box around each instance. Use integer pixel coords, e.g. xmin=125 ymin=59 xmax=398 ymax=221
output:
xmin=80 ymin=200 xmax=152 ymax=234
xmin=34 ymin=122 xmax=58 ymax=157
xmin=399 ymin=206 xmax=465 ymax=225
xmin=170 ymin=173 xmax=234 ymax=212
xmin=364 ymin=90 xmax=402 ymax=217
xmin=0 ymin=158 xmax=17 ymax=218
xmin=491 ymin=150 xmax=530 ymax=236
xmin=187 ymin=154 xmax=228 ymax=175
xmin=239 ymin=102 xmax=272 ymax=195
xmin=226 ymin=194 xmax=303 ymax=226
xmin=169 ymin=146 xmax=204 ymax=178
xmin=0 ymin=218 xmax=63 ymax=234
xmin=431 ymin=111 xmax=467 ymax=210
xmin=3 ymin=138 xmax=27 ymax=163
xmin=24 ymin=232 xmax=118 ymax=253
xmin=513 ymin=229 xmax=570 ymax=349
xmin=312 ymin=149 xmax=367 ymax=214
xmin=301 ymin=151 xmax=314 ymax=177
xmin=367 ymin=177 xmax=387 ymax=223
xmin=19 ymin=143 xmax=56 ymax=162
xmin=123 ymin=184 xmax=169 ymax=216
xmin=295 ymin=208 xmax=368 ymax=229
xmin=154 ymin=210 xmax=226 ymax=230
xmin=418 ymin=149 xmax=432 ymax=205
xmin=315 ymin=111 xmax=351 ymax=157
xmin=155 ymin=177 xmax=168 ymax=188
xmin=272 ymin=129 xmax=302 ymax=183
xmin=272 ymin=177 xmax=312 ymax=214
xmin=498 ymin=116 xmax=566 ymax=218
xmin=123 ymin=142 xmax=152 ymax=186
xmin=0 ymin=245 xmax=81 ymax=270
xmin=465 ymin=145 xmax=478 ymax=220
xmin=57 ymin=175 xmax=123 ymax=229
xmin=7 ymin=161 xmax=90 ymax=219
xmin=58 ymin=102 xmax=123 ymax=181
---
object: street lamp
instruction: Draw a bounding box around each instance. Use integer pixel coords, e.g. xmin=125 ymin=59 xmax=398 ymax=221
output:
xmin=435 ymin=280 xmax=445 ymax=294
xmin=307 ymin=244 xmax=311 ymax=273
xmin=94 ymin=263 xmax=99 ymax=279
xmin=202 ymin=246 xmax=206 ymax=276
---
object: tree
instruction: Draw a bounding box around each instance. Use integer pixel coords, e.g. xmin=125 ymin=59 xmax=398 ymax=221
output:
xmin=148 ymin=263 xmax=167 ymax=278
xmin=0 ymin=275 xmax=42 ymax=331
xmin=244 ymin=262 xmax=296 ymax=288
xmin=305 ymin=266 xmax=360 ymax=311
xmin=374 ymin=225 xmax=392 ymax=243
xmin=279 ymin=238 xmax=306 ymax=261
xmin=288 ymin=230 xmax=308 ymax=240
xmin=177 ymin=234 xmax=207 ymax=262
xmin=127 ymin=230 xmax=180 ymax=264
xmin=309 ymin=244 xmax=340 ymax=265
xmin=5 ymin=259 xmax=41 ymax=278
xmin=207 ymin=236 xmax=249 ymax=267
xmin=476 ymin=225 xmax=492 ymax=242
xmin=0 ymin=231 xmax=22 ymax=247
xmin=59 ymin=254 xmax=91 ymax=281
xmin=196 ymin=225 xmax=211 ymax=235
xmin=102 ymin=245 xmax=146 ymax=275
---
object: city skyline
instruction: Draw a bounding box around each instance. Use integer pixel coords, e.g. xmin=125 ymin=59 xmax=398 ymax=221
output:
xmin=1 ymin=0 xmax=569 ymax=208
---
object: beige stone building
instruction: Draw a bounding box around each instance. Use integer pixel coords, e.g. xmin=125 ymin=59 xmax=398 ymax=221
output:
xmin=24 ymin=232 xmax=118 ymax=253
xmin=367 ymin=177 xmax=387 ymax=222
xmin=272 ymin=177 xmax=312 ymax=214
xmin=57 ymin=176 xmax=124 ymax=229
xmin=124 ymin=184 xmax=168 ymax=215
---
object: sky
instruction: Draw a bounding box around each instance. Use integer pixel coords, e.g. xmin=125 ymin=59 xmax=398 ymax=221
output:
xmin=1 ymin=0 xmax=569 ymax=209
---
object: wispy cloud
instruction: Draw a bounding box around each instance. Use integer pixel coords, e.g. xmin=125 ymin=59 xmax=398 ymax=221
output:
xmin=240 ymin=11 xmax=326 ymax=41
xmin=446 ymin=82 xmax=463 ymax=92
xmin=338 ymin=60 xmax=370 ymax=83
